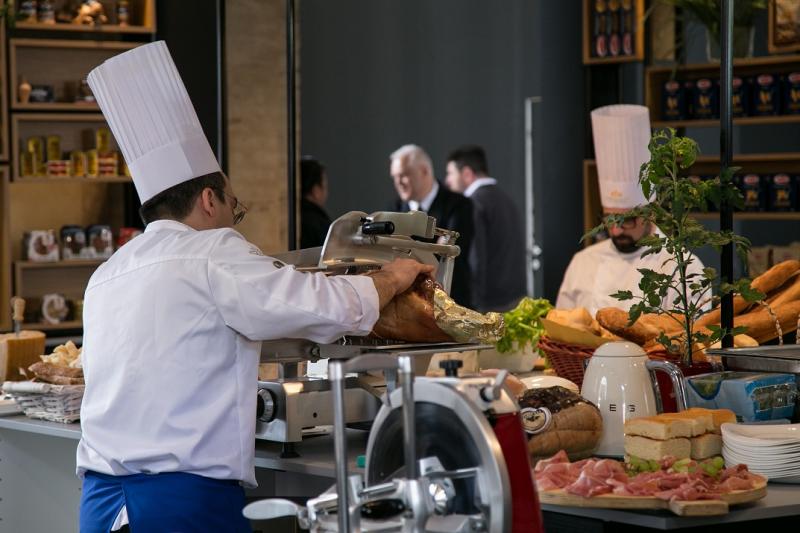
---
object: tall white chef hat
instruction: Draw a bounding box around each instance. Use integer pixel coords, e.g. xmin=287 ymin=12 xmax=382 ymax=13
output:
xmin=87 ymin=41 xmax=221 ymax=204
xmin=590 ymin=104 xmax=652 ymax=211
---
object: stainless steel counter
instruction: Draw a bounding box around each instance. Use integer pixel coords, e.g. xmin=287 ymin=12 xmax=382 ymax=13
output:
xmin=2 ymin=415 xmax=800 ymax=531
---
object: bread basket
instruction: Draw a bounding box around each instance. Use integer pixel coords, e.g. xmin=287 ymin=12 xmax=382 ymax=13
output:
xmin=2 ymin=381 xmax=83 ymax=423
xmin=536 ymin=336 xmax=595 ymax=388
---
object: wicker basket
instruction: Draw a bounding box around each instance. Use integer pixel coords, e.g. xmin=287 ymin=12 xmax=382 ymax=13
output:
xmin=537 ymin=336 xmax=595 ymax=388
xmin=2 ymin=381 xmax=83 ymax=423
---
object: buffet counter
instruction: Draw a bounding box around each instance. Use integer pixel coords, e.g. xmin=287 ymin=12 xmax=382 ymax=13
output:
xmin=2 ymin=415 xmax=800 ymax=532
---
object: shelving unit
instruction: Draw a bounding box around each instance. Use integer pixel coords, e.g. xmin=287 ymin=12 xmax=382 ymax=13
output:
xmin=645 ymin=54 xmax=800 ymax=125
xmin=12 ymin=0 xmax=156 ymax=35
xmin=583 ymin=154 xmax=800 ymax=238
xmin=12 ymin=113 xmax=120 ymax=181
xmin=0 ymin=1 xmax=156 ymax=334
xmin=582 ymin=0 xmax=645 ymax=65
xmin=14 ymin=260 xmax=104 ymax=330
xmin=9 ymin=39 xmax=138 ymax=112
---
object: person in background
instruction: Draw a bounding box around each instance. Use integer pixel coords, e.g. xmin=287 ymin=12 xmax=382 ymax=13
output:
xmin=390 ymin=144 xmax=474 ymax=308
xmin=300 ymin=156 xmax=333 ymax=248
xmin=556 ymin=104 xmax=705 ymax=316
xmin=445 ymin=145 xmax=526 ymax=312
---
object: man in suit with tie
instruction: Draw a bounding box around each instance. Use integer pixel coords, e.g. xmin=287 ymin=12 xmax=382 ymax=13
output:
xmin=445 ymin=145 xmax=526 ymax=312
xmin=390 ymin=144 xmax=474 ymax=308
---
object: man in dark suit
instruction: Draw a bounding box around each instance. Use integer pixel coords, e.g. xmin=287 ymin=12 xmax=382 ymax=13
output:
xmin=390 ymin=144 xmax=474 ymax=308
xmin=445 ymin=145 xmax=526 ymax=312
xmin=300 ymin=156 xmax=333 ymax=249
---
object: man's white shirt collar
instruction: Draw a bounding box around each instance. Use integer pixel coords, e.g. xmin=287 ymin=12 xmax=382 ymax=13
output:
xmin=408 ymin=181 xmax=439 ymax=212
xmin=464 ymin=177 xmax=497 ymax=198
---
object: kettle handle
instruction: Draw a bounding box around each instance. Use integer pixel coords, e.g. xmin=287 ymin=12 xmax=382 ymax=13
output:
xmin=645 ymin=359 xmax=688 ymax=412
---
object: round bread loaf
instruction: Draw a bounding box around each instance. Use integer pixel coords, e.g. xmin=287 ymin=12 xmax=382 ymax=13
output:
xmin=518 ymin=386 xmax=603 ymax=461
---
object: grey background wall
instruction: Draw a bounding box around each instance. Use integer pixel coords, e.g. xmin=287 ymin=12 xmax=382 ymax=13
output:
xmin=300 ymin=0 xmax=584 ymax=302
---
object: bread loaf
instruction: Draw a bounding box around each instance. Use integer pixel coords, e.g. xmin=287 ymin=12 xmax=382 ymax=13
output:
xmin=767 ymin=273 xmax=800 ymax=308
xmin=624 ymin=435 xmax=691 ymax=461
xmin=733 ymin=300 xmax=800 ymax=343
xmin=519 ymin=386 xmax=603 ymax=461
xmin=696 ymin=260 xmax=800 ymax=329
xmin=596 ymin=307 xmax=660 ymax=345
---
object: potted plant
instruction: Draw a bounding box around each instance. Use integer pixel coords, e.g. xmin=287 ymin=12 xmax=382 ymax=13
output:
xmin=657 ymin=0 xmax=767 ymax=61
xmin=585 ymin=128 xmax=763 ymax=367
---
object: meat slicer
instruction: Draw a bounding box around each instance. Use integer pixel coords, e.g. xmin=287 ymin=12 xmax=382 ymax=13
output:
xmin=245 ymin=352 xmax=545 ymax=532
xmin=256 ymin=211 xmax=477 ymax=450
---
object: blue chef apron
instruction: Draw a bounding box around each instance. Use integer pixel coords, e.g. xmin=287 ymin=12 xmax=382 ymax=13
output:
xmin=80 ymin=471 xmax=252 ymax=533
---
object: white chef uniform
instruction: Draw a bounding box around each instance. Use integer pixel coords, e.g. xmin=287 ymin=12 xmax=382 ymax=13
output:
xmin=556 ymin=105 xmax=705 ymax=315
xmin=77 ymin=41 xmax=380 ymax=531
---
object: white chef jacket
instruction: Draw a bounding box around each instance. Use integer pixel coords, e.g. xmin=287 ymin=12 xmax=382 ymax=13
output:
xmin=76 ymin=220 xmax=379 ymax=488
xmin=556 ymin=238 xmax=706 ymax=316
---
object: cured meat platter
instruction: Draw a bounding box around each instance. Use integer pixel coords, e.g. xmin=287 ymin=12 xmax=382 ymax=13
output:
xmin=538 ymin=477 xmax=767 ymax=516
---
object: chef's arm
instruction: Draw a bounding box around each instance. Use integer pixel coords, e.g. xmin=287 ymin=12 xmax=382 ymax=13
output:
xmin=367 ymin=259 xmax=435 ymax=310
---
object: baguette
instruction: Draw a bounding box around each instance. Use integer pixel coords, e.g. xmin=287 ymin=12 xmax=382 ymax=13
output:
xmin=695 ymin=260 xmax=800 ymax=329
xmin=596 ymin=307 xmax=660 ymax=345
xmin=767 ymin=273 xmax=800 ymax=308
xmin=733 ymin=300 xmax=800 ymax=343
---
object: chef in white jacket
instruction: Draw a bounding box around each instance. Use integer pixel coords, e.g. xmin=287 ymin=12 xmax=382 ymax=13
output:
xmin=77 ymin=42 xmax=432 ymax=533
xmin=556 ymin=105 xmax=705 ymax=316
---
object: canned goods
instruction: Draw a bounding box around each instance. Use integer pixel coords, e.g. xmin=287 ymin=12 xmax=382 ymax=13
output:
xmin=87 ymin=149 xmax=99 ymax=177
xmin=46 ymin=135 xmax=61 ymax=161
xmin=96 ymin=127 xmax=112 ymax=154
xmin=70 ymin=151 xmax=87 ymax=177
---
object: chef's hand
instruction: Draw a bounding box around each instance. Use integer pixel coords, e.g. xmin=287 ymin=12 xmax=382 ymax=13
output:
xmin=369 ymin=259 xmax=435 ymax=310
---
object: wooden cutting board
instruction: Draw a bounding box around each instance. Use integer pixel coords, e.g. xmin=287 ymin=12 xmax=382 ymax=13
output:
xmin=538 ymin=476 xmax=767 ymax=516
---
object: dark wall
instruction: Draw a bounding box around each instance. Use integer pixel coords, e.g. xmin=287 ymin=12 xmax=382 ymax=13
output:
xmin=157 ymin=0 xmax=225 ymax=169
xmin=300 ymin=0 xmax=584 ymax=301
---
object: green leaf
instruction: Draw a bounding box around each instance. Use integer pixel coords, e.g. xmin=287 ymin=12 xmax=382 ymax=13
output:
xmin=612 ymin=290 xmax=634 ymax=301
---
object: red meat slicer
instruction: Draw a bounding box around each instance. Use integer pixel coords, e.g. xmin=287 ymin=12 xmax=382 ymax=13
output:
xmin=245 ymin=353 xmax=544 ymax=532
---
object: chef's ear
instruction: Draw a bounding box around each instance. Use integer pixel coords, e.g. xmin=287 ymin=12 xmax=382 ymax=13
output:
xmin=199 ymin=187 xmax=218 ymax=217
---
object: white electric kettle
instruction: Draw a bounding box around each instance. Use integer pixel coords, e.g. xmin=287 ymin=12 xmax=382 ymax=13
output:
xmin=580 ymin=342 xmax=688 ymax=457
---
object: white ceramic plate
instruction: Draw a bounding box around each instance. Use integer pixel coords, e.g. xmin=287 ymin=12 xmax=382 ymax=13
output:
xmin=768 ymin=475 xmax=800 ymax=484
xmin=519 ymin=374 xmax=579 ymax=393
xmin=723 ymin=440 xmax=800 ymax=457
xmin=722 ymin=423 xmax=800 ymax=444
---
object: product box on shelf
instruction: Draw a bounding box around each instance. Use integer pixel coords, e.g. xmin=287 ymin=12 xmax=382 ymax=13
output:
xmin=692 ymin=78 xmax=719 ymax=119
xmin=784 ymin=72 xmax=800 ymax=115
xmin=662 ymin=80 xmax=690 ymax=120
xmin=732 ymin=76 xmax=751 ymax=117
xmin=735 ymin=173 xmax=767 ymax=211
xmin=24 ymin=230 xmax=60 ymax=262
xmin=767 ymin=173 xmax=797 ymax=212
xmin=753 ymin=74 xmax=781 ymax=116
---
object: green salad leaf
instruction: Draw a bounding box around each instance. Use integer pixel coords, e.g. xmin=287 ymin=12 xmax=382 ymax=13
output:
xmin=495 ymin=297 xmax=552 ymax=354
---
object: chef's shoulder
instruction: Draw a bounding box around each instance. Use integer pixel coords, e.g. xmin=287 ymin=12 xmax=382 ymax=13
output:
xmin=569 ymin=238 xmax=612 ymax=263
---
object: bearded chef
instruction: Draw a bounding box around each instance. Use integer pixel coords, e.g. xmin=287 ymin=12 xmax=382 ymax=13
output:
xmin=77 ymin=42 xmax=431 ymax=533
xmin=556 ymin=104 xmax=705 ymax=316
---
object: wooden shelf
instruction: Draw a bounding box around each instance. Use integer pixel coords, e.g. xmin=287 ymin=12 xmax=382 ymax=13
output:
xmin=653 ymin=115 xmax=800 ymax=129
xmin=584 ymin=55 xmax=642 ymax=66
xmin=22 ymin=320 xmax=83 ymax=331
xmin=14 ymin=22 xmax=154 ymax=34
xmin=15 ymin=176 xmax=131 ymax=184
xmin=12 ymin=102 xmax=99 ymax=112
xmin=582 ymin=0 xmax=644 ymax=65
xmin=15 ymin=260 xmax=104 ymax=270
xmin=645 ymin=55 xmax=800 ymax=125
xmin=692 ymin=212 xmax=800 ymax=221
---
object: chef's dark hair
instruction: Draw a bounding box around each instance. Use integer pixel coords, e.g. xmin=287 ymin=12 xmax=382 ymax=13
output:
xmin=139 ymin=172 xmax=227 ymax=224
xmin=447 ymin=145 xmax=489 ymax=176
xmin=301 ymin=156 xmax=326 ymax=197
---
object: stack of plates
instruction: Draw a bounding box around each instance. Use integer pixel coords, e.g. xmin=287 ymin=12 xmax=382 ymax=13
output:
xmin=722 ymin=422 xmax=800 ymax=483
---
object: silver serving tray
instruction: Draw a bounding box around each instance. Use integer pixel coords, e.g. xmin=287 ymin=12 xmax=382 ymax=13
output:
xmin=708 ymin=346 xmax=800 ymax=374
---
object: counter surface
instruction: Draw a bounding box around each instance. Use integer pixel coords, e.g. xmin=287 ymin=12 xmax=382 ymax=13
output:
xmin=2 ymin=415 xmax=800 ymax=530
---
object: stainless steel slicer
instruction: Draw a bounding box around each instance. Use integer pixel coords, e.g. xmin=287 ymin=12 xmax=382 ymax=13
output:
xmin=255 ymin=211 xmax=473 ymax=449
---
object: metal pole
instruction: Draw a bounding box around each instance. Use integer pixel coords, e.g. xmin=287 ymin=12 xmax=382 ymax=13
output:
xmin=720 ymin=0 xmax=734 ymax=348
xmin=398 ymin=355 xmax=418 ymax=480
xmin=524 ymin=96 xmax=543 ymax=297
xmin=286 ymin=0 xmax=297 ymax=250
xmin=329 ymin=361 xmax=351 ymax=532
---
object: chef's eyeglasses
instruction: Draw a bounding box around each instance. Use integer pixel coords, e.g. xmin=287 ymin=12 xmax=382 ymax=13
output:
xmin=612 ymin=217 xmax=638 ymax=230
xmin=222 ymin=192 xmax=248 ymax=225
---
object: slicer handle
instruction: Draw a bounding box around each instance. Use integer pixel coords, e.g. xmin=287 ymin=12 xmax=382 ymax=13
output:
xmin=11 ymin=297 xmax=25 ymax=322
xmin=362 ymin=221 xmax=395 ymax=235
xmin=439 ymin=359 xmax=463 ymax=377
xmin=481 ymin=369 xmax=509 ymax=401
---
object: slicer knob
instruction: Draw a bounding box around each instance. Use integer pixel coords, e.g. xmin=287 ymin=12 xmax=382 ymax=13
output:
xmin=257 ymin=389 xmax=276 ymax=423
xmin=439 ymin=359 xmax=463 ymax=377
xmin=480 ymin=370 xmax=509 ymax=402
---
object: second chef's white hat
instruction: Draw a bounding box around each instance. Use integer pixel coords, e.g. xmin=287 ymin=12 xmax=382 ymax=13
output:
xmin=590 ymin=104 xmax=652 ymax=211
xmin=87 ymin=41 xmax=221 ymax=204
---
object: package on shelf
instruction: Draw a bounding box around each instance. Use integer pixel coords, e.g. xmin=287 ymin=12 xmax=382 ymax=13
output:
xmin=692 ymin=78 xmax=719 ymax=120
xmin=42 ymin=294 xmax=69 ymax=325
xmin=23 ymin=230 xmax=60 ymax=262
xmin=753 ymin=74 xmax=781 ymax=116
xmin=46 ymin=135 xmax=61 ymax=161
xmin=60 ymin=225 xmax=88 ymax=260
xmin=767 ymin=173 xmax=797 ymax=211
xmin=46 ymin=160 xmax=70 ymax=178
xmin=786 ymin=72 xmax=800 ymax=115
xmin=735 ymin=173 xmax=767 ymax=211
xmin=732 ymin=76 xmax=751 ymax=117
xmin=96 ymin=128 xmax=112 ymax=153
xmin=86 ymin=225 xmax=114 ymax=259
xmin=70 ymin=150 xmax=87 ymax=177
xmin=97 ymin=152 xmax=119 ymax=177
xmin=685 ymin=371 xmax=797 ymax=423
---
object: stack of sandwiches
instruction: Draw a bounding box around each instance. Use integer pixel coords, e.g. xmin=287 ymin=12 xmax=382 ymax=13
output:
xmin=624 ymin=408 xmax=737 ymax=461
